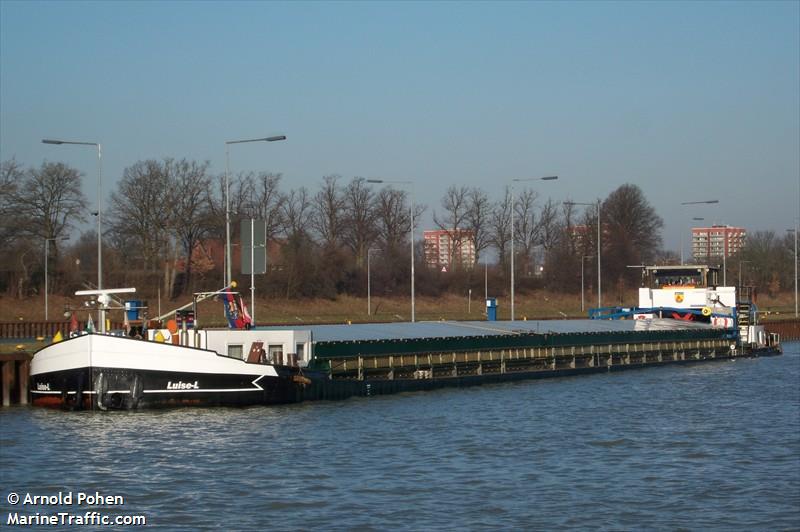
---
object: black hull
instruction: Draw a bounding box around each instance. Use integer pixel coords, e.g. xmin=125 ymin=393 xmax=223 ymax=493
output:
xmin=31 ymin=366 xmax=302 ymax=410
xmin=30 ymin=346 xmax=782 ymax=410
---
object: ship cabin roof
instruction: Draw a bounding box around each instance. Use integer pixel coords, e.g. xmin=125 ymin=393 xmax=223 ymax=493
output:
xmin=642 ymin=265 xmax=720 ymax=289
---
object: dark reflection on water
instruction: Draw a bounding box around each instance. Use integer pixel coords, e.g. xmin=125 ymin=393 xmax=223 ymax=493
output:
xmin=2 ymin=344 xmax=799 ymax=531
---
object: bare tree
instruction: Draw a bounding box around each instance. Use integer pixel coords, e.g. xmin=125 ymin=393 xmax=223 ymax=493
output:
xmin=433 ymin=185 xmax=470 ymax=269
xmin=247 ymin=172 xmax=284 ymax=243
xmin=465 ymin=187 xmax=491 ymax=265
xmin=514 ymin=188 xmax=541 ymax=276
xmin=488 ymin=187 xmax=512 ymax=269
xmin=166 ymin=158 xmax=212 ymax=294
xmin=374 ymin=187 xmax=413 ymax=250
xmin=281 ymin=187 xmax=312 ymax=241
xmin=107 ymin=160 xmax=172 ymax=271
xmin=0 ymin=158 xmax=24 ymax=245
xmin=14 ymin=161 xmax=87 ymax=241
xmin=1 ymin=161 xmax=86 ymax=297
xmin=342 ymin=177 xmax=377 ymax=266
xmin=311 ymin=174 xmax=345 ymax=249
xmin=737 ymin=231 xmax=793 ymax=296
xmin=0 ymin=159 xmax=33 ymax=296
xmin=206 ymin=172 xmax=256 ymax=240
xmin=538 ymin=198 xmax=562 ymax=252
xmin=280 ymin=187 xmax=314 ymax=298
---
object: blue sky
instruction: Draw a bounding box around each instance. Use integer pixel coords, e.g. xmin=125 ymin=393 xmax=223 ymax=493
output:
xmin=1 ymin=1 xmax=798 ymax=254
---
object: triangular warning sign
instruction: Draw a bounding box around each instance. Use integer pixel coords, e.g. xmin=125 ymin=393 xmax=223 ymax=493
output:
xmin=441 ymin=266 xmax=448 ymax=273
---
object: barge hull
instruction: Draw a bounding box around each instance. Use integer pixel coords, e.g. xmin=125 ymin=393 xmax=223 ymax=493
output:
xmin=29 ymin=320 xmax=781 ymax=410
xmin=32 ymin=344 xmax=779 ymax=409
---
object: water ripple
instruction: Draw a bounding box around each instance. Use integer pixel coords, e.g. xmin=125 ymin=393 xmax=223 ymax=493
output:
xmin=1 ymin=344 xmax=798 ymax=530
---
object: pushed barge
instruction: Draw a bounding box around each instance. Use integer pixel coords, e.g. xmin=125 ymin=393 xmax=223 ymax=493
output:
xmin=30 ymin=266 xmax=781 ymax=410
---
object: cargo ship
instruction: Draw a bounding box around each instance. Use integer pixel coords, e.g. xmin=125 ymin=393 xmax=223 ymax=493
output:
xmin=29 ymin=265 xmax=781 ymax=410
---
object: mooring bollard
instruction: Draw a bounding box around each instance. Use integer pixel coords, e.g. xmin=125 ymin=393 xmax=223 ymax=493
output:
xmin=0 ymin=355 xmax=33 ymax=407
xmin=1 ymin=360 xmax=12 ymax=407
xmin=18 ymin=359 xmax=29 ymax=405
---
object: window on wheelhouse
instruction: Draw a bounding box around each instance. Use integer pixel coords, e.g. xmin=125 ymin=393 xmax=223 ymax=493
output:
xmin=227 ymin=344 xmax=244 ymax=359
xmin=268 ymin=344 xmax=283 ymax=363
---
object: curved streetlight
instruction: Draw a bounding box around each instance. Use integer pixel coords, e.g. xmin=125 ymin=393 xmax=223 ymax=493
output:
xmin=224 ymin=135 xmax=286 ymax=289
xmin=788 ymin=228 xmax=798 ymax=317
xmin=565 ymin=199 xmax=601 ymax=308
xmin=367 ymin=179 xmax=415 ymax=322
xmin=511 ymin=176 xmax=558 ymax=321
xmin=682 ymin=217 xmax=705 ymax=264
xmin=42 ymin=139 xmax=103 ymax=290
xmin=42 ymin=139 xmax=104 ymax=331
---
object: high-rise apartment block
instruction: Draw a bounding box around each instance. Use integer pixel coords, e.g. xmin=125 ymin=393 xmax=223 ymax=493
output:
xmin=423 ymin=229 xmax=476 ymax=270
xmin=691 ymin=225 xmax=746 ymax=262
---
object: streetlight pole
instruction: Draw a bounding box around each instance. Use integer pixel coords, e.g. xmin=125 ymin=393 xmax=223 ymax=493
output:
xmin=224 ymin=135 xmax=286 ymax=287
xmin=581 ymin=255 xmax=593 ymax=313
xmin=680 ymin=200 xmax=719 ymax=265
xmin=789 ymin=228 xmax=798 ymax=317
xmin=367 ymin=248 xmax=379 ymax=316
xmin=565 ymin=200 xmax=601 ymax=308
xmin=723 ymin=235 xmax=727 ymax=286
xmin=511 ymin=176 xmax=558 ymax=321
xmin=738 ymin=260 xmax=751 ymax=288
xmin=367 ymin=179 xmax=415 ymax=322
xmin=484 ymin=261 xmax=488 ymax=308
xmin=45 ymin=238 xmax=51 ymax=321
xmin=42 ymin=139 xmax=102 ymax=290
xmin=681 ymin=217 xmax=705 ymax=265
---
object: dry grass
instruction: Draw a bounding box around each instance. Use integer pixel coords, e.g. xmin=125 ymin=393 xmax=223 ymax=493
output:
xmin=1 ymin=289 xmax=796 ymax=325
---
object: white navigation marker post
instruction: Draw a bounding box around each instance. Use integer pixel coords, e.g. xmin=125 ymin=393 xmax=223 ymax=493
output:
xmin=242 ymin=219 xmax=266 ymax=326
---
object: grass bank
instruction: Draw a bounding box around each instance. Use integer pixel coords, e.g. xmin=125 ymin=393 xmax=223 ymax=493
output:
xmin=1 ymin=290 xmax=796 ymax=326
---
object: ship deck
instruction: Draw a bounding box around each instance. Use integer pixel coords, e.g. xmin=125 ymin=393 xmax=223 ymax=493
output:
xmin=255 ymin=318 xmax=731 ymax=360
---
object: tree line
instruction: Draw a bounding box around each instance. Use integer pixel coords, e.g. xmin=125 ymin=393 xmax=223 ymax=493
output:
xmin=1 ymin=157 xmax=796 ymax=305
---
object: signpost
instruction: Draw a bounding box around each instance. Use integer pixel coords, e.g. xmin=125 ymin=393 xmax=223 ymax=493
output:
xmin=241 ymin=219 xmax=267 ymax=324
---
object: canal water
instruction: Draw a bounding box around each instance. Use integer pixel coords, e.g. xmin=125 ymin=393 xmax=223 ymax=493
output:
xmin=1 ymin=344 xmax=798 ymax=531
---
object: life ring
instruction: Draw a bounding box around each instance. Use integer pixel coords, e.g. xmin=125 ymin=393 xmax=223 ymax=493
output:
xmin=701 ymin=307 xmax=712 ymax=317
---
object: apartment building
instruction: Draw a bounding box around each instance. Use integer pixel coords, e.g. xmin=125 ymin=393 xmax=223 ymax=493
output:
xmin=423 ymin=229 xmax=476 ymax=270
xmin=691 ymin=225 xmax=746 ymax=262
